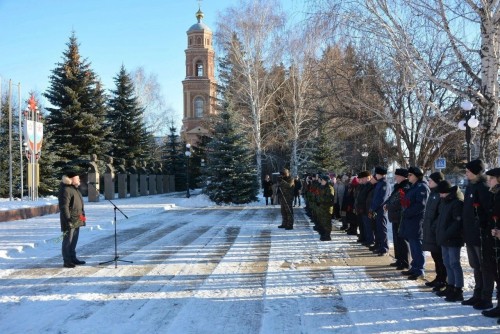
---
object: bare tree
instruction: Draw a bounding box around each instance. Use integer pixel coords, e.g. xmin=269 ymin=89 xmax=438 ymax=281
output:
xmin=131 ymin=67 xmax=176 ymax=137
xmin=307 ymin=0 xmax=494 ymax=168
xmin=279 ymin=23 xmax=327 ymax=176
xmin=216 ymin=0 xmax=287 ymax=184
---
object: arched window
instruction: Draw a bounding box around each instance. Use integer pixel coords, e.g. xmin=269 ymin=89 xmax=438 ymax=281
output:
xmin=194 ymin=97 xmax=204 ymax=118
xmin=196 ymin=61 xmax=204 ymax=77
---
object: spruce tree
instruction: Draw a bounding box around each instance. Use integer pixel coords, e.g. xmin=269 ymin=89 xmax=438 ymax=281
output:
xmin=163 ymin=122 xmax=186 ymax=191
xmin=204 ymin=109 xmax=259 ymax=204
xmin=0 ymin=93 xmax=21 ymax=197
xmin=44 ymin=33 xmax=110 ymax=167
xmin=306 ymin=107 xmax=345 ymax=174
xmin=107 ymin=65 xmax=152 ymax=164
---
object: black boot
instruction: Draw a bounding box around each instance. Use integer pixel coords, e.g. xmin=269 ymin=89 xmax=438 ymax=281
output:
xmin=432 ymin=281 xmax=447 ymax=292
xmin=436 ymin=284 xmax=453 ymax=297
xmin=482 ymin=303 xmax=500 ymax=318
xmin=445 ymin=287 xmax=464 ymax=302
xmin=462 ymin=295 xmax=481 ymax=306
xmin=473 ymin=299 xmax=493 ymax=310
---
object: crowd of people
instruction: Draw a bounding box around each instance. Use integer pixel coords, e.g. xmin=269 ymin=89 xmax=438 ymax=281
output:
xmin=267 ymin=160 xmax=500 ymax=324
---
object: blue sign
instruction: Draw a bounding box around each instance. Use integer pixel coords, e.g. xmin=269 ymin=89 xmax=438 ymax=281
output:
xmin=435 ymin=158 xmax=446 ymax=169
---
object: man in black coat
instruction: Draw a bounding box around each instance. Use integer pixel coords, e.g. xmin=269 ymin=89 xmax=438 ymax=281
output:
xmin=384 ymin=168 xmax=411 ymax=269
xmin=461 ymin=159 xmax=494 ymax=309
xmin=58 ymin=170 xmax=86 ymax=268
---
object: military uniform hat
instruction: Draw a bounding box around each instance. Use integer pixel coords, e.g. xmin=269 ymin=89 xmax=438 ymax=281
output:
xmin=374 ymin=166 xmax=387 ymax=175
xmin=357 ymin=171 xmax=370 ymax=178
xmin=395 ymin=168 xmax=408 ymax=178
xmin=486 ymin=168 xmax=500 ymax=177
xmin=408 ymin=166 xmax=424 ymax=178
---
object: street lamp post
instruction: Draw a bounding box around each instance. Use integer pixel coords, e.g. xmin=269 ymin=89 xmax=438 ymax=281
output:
xmin=458 ymin=100 xmax=479 ymax=162
xmin=185 ymin=143 xmax=191 ymax=198
xmin=361 ymin=144 xmax=368 ymax=170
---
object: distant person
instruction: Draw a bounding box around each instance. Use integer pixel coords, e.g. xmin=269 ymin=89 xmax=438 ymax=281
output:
xmin=262 ymin=175 xmax=273 ymax=205
xmin=435 ymin=180 xmax=464 ymax=302
xmin=400 ymin=166 xmax=430 ymax=280
xmin=462 ymin=159 xmax=493 ymax=310
xmin=293 ymin=175 xmax=302 ymax=207
xmin=482 ymin=167 xmax=500 ymax=319
xmin=58 ymin=170 xmax=86 ymax=268
xmin=277 ymin=169 xmax=295 ymax=230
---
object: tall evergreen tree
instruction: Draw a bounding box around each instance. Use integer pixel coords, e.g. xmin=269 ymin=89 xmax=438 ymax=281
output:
xmin=305 ymin=107 xmax=345 ymax=174
xmin=44 ymin=33 xmax=110 ymax=166
xmin=163 ymin=122 xmax=186 ymax=191
xmin=0 ymin=92 xmax=21 ymax=197
xmin=204 ymin=109 xmax=259 ymax=205
xmin=107 ymin=65 xmax=152 ymax=164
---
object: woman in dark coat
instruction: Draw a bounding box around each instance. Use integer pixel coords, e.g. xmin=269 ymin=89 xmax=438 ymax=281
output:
xmin=422 ymin=172 xmax=447 ymax=290
xmin=262 ymin=175 xmax=273 ymax=205
xmin=435 ymin=181 xmax=464 ymax=302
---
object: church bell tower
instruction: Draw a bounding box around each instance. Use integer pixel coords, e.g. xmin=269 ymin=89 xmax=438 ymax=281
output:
xmin=181 ymin=6 xmax=217 ymax=143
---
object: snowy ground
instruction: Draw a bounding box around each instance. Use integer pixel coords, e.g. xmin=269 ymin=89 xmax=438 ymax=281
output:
xmin=0 ymin=192 xmax=498 ymax=333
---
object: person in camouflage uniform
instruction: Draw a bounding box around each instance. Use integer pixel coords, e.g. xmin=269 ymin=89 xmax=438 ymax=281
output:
xmin=317 ymin=174 xmax=335 ymax=241
xmin=278 ymin=168 xmax=295 ymax=230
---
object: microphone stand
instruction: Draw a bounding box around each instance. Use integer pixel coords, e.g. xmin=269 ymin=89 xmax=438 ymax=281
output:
xmin=88 ymin=182 xmax=132 ymax=268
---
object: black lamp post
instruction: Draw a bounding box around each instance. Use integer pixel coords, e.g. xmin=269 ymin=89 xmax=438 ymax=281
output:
xmin=458 ymin=100 xmax=479 ymax=162
xmin=185 ymin=143 xmax=191 ymax=198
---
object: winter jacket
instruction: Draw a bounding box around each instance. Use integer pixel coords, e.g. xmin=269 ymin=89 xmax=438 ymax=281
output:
xmin=422 ymin=188 xmax=441 ymax=252
xmin=435 ymin=186 xmax=464 ymax=247
xmin=483 ymin=184 xmax=500 ymax=265
xmin=58 ymin=176 xmax=85 ymax=232
xmin=262 ymin=179 xmax=273 ymax=197
xmin=384 ymin=179 xmax=410 ymax=224
xmin=294 ymin=179 xmax=302 ymax=196
xmin=355 ymin=182 xmax=373 ymax=215
xmin=370 ymin=176 xmax=390 ymax=214
xmin=399 ymin=179 xmax=430 ymax=240
xmin=278 ymin=176 xmax=295 ymax=203
xmin=463 ymin=174 xmax=491 ymax=246
xmin=318 ymin=183 xmax=335 ymax=216
xmin=334 ymin=182 xmax=346 ymax=208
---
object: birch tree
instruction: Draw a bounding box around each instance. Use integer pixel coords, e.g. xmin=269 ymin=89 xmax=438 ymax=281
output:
xmin=216 ymin=0 xmax=286 ymax=185
xmin=325 ymin=0 xmax=500 ymax=164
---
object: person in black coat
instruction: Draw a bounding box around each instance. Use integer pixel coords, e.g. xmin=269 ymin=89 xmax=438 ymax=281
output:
xmin=355 ymin=171 xmax=373 ymax=245
xmin=461 ymin=159 xmax=494 ymax=310
xmin=384 ymin=168 xmax=411 ymax=269
xmin=293 ymin=176 xmax=303 ymax=207
xmin=370 ymin=166 xmax=391 ymax=256
xmin=58 ymin=170 xmax=86 ymax=268
xmin=400 ymin=166 xmax=430 ymax=280
xmin=435 ymin=181 xmax=464 ymax=302
xmin=262 ymin=175 xmax=273 ymax=205
xmin=422 ymin=172 xmax=447 ymax=290
xmin=482 ymin=167 xmax=500 ymax=319
xmin=343 ymin=176 xmax=360 ymax=236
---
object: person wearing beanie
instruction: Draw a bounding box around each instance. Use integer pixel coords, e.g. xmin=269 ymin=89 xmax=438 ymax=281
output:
xmin=434 ymin=180 xmax=465 ymax=302
xmin=484 ymin=168 xmax=500 ymax=320
xmin=383 ymin=168 xmax=411 ymax=268
xmin=370 ymin=166 xmax=391 ymax=256
xmin=462 ymin=159 xmax=494 ymax=309
xmin=399 ymin=166 xmax=430 ymax=280
xmin=422 ymin=171 xmax=447 ymax=291
xmin=58 ymin=170 xmax=86 ymax=268
xmin=355 ymin=171 xmax=373 ymax=245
